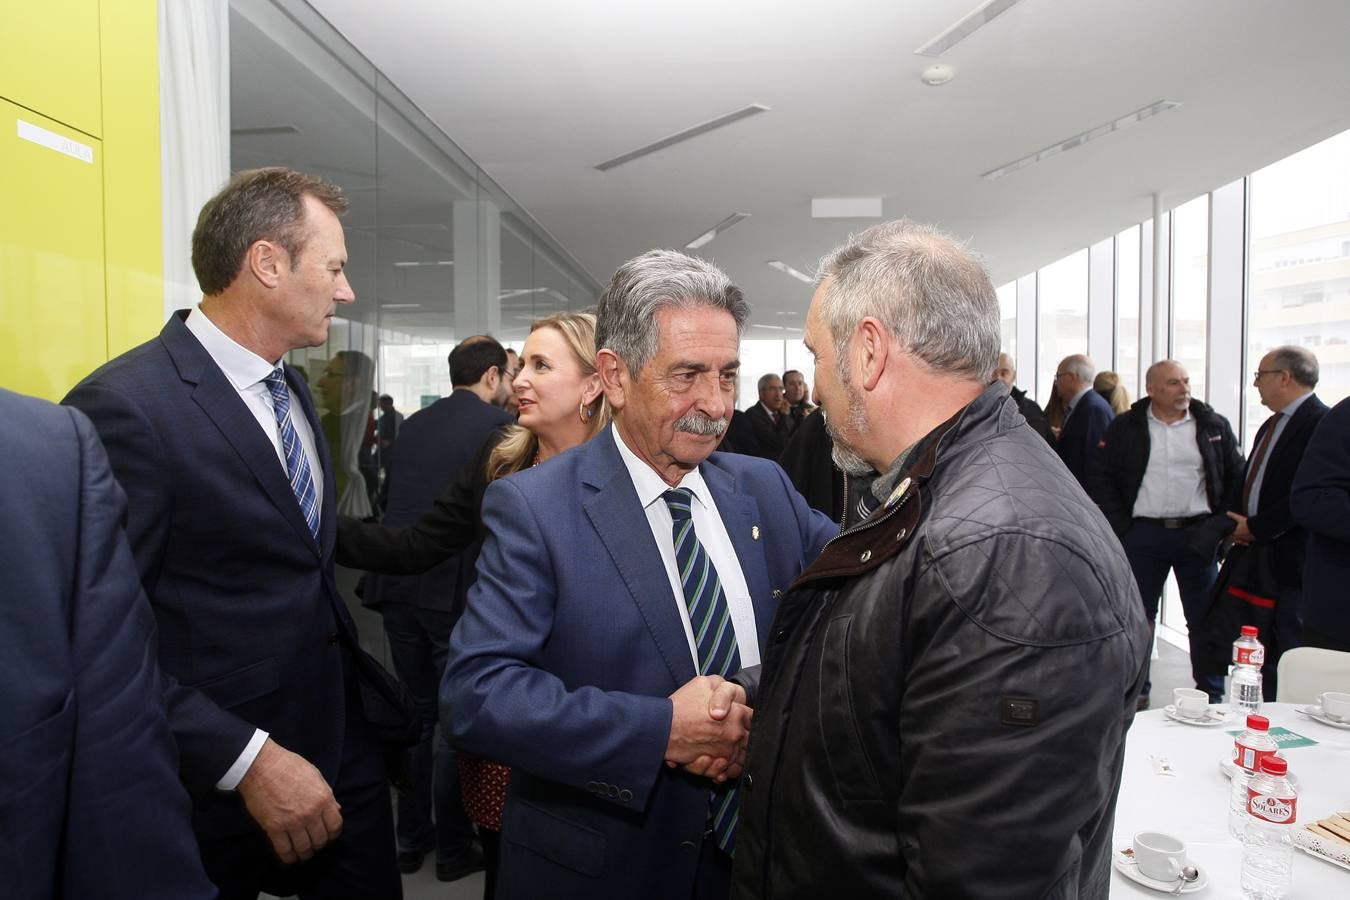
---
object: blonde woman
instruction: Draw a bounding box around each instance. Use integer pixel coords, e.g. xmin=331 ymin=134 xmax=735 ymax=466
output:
xmin=336 ymin=312 xmax=608 ymax=898
xmin=1093 ymin=370 xmax=1132 ymax=415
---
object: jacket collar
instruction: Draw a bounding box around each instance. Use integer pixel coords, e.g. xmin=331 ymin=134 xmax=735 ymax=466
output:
xmin=160 ymin=310 xmax=334 ymax=558
xmin=579 ymin=424 xmax=776 ymax=683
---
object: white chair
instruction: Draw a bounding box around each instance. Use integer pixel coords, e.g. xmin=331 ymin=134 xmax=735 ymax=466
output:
xmin=1276 ymin=647 xmax=1350 ymax=704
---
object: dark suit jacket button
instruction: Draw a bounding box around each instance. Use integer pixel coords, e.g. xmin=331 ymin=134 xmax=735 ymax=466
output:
xmin=327 ymin=633 xmax=339 ymax=646
xmin=587 ymin=781 xmax=599 ymax=792
xmin=607 ymin=785 xmax=619 ymax=799
xmin=743 ymin=773 xmax=754 ymax=791
xmin=680 ymin=840 xmax=697 ymax=849
xmin=619 ymin=789 xmax=632 ymax=802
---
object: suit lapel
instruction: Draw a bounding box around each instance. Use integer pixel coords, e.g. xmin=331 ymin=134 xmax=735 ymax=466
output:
xmin=702 ymin=459 xmax=776 ymax=646
xmin=161 ymin=314 xmax=322 ymax=556
xmin=581 ymin=429 xmax=696 ymax=687
xmin=1265 ymin=395 xmax=1319 ymax=476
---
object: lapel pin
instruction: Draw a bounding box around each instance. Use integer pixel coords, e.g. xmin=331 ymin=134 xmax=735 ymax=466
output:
xmin=885 ymin=477 xmax=912 ymax=509
xmin=751 ymin=525 xmax=760 ymax=541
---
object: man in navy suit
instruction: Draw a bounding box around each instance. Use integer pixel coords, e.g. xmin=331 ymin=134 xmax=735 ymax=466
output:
xmin=64 ymin=168 xmax=401 ymax=899
xmin=1226 ymin=346 xmax=1328 ymax=693
xmin=1292 ymin=393 xmax=1350 ymax=652
xmin=352 ymin=337 xmax=512 ymax=879
xmin=0 ymin=389 xmax=215 ymax=900
xmin=1054 ymin=353 xmax=1115 ymax=484
xmin=444 ymin=249 xmax=838 ymax=900
xmin=742 ymin=373 xmax=794 ymax=458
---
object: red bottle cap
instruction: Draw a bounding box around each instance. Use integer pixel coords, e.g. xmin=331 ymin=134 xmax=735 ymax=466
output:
xmin=1246 ymin=714 xmax=1270 ymax=730
xmin=1241 ymin=625 xmax=1259 ymax=636
xmin=1259 ymin=756 xmax=1288 ymax=776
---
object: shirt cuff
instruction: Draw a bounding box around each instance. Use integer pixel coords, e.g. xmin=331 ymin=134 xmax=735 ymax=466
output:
xmin=215 ymin=728 xmax=270 ymax=791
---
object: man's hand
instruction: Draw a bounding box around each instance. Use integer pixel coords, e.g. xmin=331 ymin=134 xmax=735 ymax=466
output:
xmin=665 ymin=675 xmax=752 ymax=783
xmin=1227 ymin=511 xmax=1255 ymax=545
xmin=236 ymin=738 xmax=343 ymax=863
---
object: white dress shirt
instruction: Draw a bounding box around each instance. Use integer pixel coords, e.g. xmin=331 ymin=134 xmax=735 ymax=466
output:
xmin=1132 ymin=405 xmax=1211 ymax=519
xmin=612 ymin=427 xmax=761 ymax=670
xmin=1246 ymin=392 xmax=1314 ymax=514
xmin=185 ymin=306 xmax=325 ymax=789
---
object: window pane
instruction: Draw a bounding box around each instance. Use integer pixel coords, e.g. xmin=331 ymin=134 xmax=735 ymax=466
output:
xmin=996 ymin=281 xmax=1017 ymax=361
xmin=737 ymin=340 xmax=786 ymax=410
xmin=1036 ymin=250 xmax=1089 ymax=408
xmin=1246 ymin=128 xmax=1350 ymax=447
xmin=1172 ymin=195 xmax=1210 ymax=400
xmin=1116 ymin=225 xmax=1141 ymax=401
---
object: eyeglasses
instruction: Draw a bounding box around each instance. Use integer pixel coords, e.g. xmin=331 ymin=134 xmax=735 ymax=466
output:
xmin=1053 ymin=372 xmax=1072 ymax=380
xmin=1253 ymin=369 xmax=1287 ymax=380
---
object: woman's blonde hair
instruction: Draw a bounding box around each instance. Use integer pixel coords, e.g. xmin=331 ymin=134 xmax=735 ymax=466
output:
xmin=1093 ymin=370 xmax=1132 ymax=414
xmin=486 ymin=312 xmax=611 ymax=482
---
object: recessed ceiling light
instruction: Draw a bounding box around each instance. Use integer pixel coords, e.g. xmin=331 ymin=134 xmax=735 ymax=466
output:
xmin=392 ymin=260 xmax=454 ymax=268
xmin=594 ymin=104 xmax=770 ymax=172
xmin=915 ymin=0 xmax=1027 ymax=58
xmin=767 ymin=260 xmax=815 ymax=284
xmin=231 ymin=124 xmax=300 ymax=136
xmin=381 ymin=303 xmax=422 ymax=310
xmin=982 ymin=100 xmax=1182 ymax=179
xmin=686 ymin=212 xmax=751 ymax=250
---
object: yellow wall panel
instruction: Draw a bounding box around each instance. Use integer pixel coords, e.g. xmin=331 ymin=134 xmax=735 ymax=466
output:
xmin=0 ymin=0 xmax=103 ymax=137
xmin=101 ymin=0 xmax=163 ymax=357
xmin=0 ymin=100 xmax=107 ymax=400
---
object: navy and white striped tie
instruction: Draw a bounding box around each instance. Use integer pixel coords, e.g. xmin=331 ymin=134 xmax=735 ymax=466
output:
xmin=264 ymin=368 xmax=320 ymax=540
xmin=662 ymin=487 xmax=740 ymax=855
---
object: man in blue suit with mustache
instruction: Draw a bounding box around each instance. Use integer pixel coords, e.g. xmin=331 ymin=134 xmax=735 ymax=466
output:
xmin=445 ymin=249 xmax=837 ymax=900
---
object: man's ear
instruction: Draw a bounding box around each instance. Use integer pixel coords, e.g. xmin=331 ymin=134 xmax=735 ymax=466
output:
xmin=856 ymin=317 xmax=890 ymax=392
xmin=596 ymin=349 xmax=627 ymax=411
xmin=247 ymin=240 xmax=283 ymax=288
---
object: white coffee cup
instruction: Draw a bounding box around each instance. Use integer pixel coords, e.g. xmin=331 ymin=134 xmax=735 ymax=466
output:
xmin=1133 ymin=831 xmax=1187 ymax=882
xmin=1320 ymin=691 xmax=1350 ymax=721
xmin=1173 ymin=687 xmax=1209 ymax=718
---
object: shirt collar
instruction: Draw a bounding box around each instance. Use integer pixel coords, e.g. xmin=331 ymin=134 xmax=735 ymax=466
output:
xmin=611 ymin=425 xmax=710 ymax=511
xmin=1281 ymin=392 xmax=1313 ymax=417
xmin=185 ymin=305 xmax=280 ymax=391
xmin=1146 ymin=403 xmax=1192 ymax=426
xmin=1067 ymin=385 xmax=1094 ymax=411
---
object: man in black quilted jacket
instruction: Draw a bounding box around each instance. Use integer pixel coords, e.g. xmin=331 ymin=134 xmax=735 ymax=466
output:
xmin=731 ymin=220 xmax=1151 ymax=900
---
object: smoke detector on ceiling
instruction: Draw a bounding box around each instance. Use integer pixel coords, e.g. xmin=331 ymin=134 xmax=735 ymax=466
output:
xmin=920 ymin=64 xmax=956 ymax=86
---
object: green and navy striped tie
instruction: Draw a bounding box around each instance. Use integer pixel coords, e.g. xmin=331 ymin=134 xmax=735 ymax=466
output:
xmin=662 ymin=487 xmax=740 ymax=855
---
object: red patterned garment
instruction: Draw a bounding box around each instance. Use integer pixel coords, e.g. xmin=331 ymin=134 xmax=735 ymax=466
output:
xmin=459 ymin=755 xmax=511 ymax=831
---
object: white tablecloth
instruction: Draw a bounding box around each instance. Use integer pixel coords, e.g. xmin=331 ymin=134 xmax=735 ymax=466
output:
xmin=1111 ymin=701 xmax=1350 ymax=896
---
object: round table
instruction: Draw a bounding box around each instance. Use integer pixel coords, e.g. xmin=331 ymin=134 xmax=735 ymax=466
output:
xmin=1111 ymin=701 xmax=1350 ymax=896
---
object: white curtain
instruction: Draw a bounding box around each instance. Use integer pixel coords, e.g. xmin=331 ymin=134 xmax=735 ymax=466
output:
xmin=159 ymin=0 xmax=230 ymax=319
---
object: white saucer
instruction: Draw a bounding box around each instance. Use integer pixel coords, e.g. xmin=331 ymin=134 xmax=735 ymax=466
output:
xmin=1112 ymin=852 xmax=1209 ymax=893
xmin=1295 ymin=704 xmax=1350 ymax=730
xmin=1164 ymin=704 xmax=1233 ymax=727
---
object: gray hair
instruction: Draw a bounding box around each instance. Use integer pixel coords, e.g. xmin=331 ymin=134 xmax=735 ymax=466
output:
xmin=1267 ymin=345 xmax=1319 ymax=388
xmin=595 ymin=249 xmax=750 ymax=376
xmin=1064 ymin=354 xmax=1096 ymax=384
xmin=815 ymin=220 xmax=999 ymax=382
xmin=757 ymin=372 xmax=781 ymax=392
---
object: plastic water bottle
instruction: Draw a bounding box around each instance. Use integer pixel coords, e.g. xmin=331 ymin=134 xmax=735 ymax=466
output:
xmin=1241 ymin=756 xmax=1296 ymax=899
xmin=1230 ymin=626 xmax=1265 ymax=713
xmin=1230 ymin=715 xmax=1278 ymax=839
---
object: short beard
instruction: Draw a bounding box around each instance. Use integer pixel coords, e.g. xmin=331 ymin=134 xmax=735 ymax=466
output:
xmin=822 ymin=375 xmax=873 ymax=476
xmin=674 ymin=411 xmax=728 ymax=437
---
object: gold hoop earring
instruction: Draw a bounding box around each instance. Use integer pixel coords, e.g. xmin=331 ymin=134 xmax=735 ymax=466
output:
xmin=578 ymin=400 xmax=594 ymax=424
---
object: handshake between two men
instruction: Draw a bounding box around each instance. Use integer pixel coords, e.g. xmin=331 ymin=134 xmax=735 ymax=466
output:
xmin=664 ymin=674 xmax=753 ymax=784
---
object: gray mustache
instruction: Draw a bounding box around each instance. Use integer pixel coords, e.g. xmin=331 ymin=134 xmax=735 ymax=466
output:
xmin=675 ymin=412 xmax=728 ymax=436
